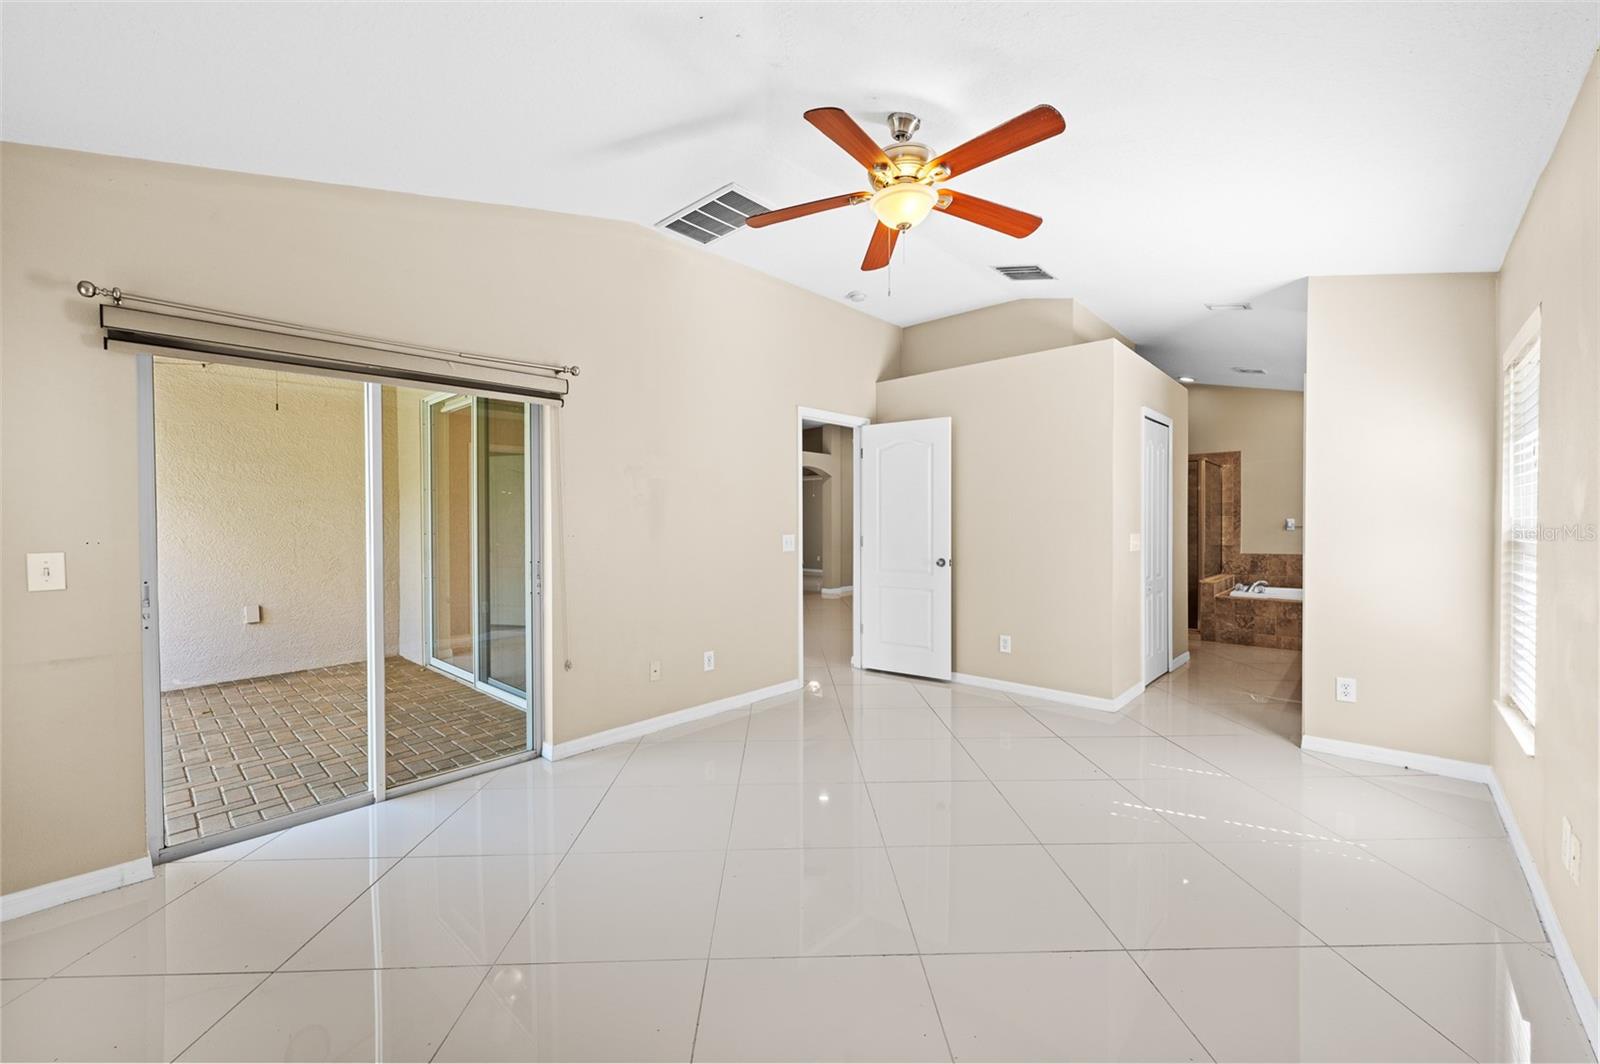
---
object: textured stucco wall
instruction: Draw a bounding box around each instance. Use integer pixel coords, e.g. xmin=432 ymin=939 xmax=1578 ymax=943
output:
xmin=154 ymin=360 xmax=367 ymax=689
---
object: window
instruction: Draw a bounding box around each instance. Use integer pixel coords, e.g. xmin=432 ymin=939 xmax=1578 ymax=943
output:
xmin=1500 ymin=326 xmax=1540 ymax=728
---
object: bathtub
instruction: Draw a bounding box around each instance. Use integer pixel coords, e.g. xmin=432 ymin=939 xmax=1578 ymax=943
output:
xmin=1230 ymin=585 xmax=1305 ymax=602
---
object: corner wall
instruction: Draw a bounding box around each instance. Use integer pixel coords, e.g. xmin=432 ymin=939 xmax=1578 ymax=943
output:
xmin=1302 ymin=273 xmax=1498 ymax=765
xmin=0 ymin=143 xmax=899 ymax=895
xmin=896 ymin=299 xmax=1133 ymax=378
xmin=875 ymin=340 xmax=1186 ymax=700
xmin=1492 ymin=51 xmax=1599 ymax=1012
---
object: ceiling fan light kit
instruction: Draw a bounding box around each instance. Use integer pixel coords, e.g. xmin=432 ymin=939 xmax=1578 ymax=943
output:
xmin=744 ymin=104 xmax=1065 ymax=271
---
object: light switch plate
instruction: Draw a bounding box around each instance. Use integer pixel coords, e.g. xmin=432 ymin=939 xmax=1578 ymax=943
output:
xmin=1128 ymin=533 xmax=1141 ymax=552
xmin=26 ymin=552 xmax=66 ymax=592
xmin=781 ymin=534 xmax=796 ymax=553
xmin=703 ymin=650 xmax=715 ymax=672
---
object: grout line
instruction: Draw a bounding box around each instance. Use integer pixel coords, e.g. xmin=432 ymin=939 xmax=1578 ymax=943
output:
xmin=427 ymin=738 xmax=646 ymax=1062
xmin=687 ymin=689 xmax=763 ymax=1063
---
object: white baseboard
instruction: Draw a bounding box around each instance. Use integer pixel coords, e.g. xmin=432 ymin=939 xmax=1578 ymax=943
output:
xmin=1487 ymin=771 xmax=1599 ymax=1051
xmin=1169 ymin=651 xmax=1191 ymax=670
xmin=541 ymin=678 xmax=803 ymax=760
xmin=1300 ymin=734 xmax=1493 ymax=783
xmin=1 ymin=856 xmax=154 ymax=922
xmin=951 ymin=672 xmax=1145 ymax=713
xmin=820 ymin=586 xmax=853 ymax=599
xmin=1300 ymin=734 xmax=1596 ymax=1052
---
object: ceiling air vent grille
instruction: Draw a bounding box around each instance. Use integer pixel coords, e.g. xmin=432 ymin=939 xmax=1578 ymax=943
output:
xmin=657 ymin=185 xmax=769 ymax=245
xmin=994 ymin=265 xmax=1055 ymax=281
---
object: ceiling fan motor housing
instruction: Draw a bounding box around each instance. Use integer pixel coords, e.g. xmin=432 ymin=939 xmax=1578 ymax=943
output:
xmin=886 ymin=111 xmax=921 ymax=143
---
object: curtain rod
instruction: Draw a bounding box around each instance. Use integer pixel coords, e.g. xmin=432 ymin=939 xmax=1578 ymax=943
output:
xmin=75 ymin=281 xmax=579 ymax=378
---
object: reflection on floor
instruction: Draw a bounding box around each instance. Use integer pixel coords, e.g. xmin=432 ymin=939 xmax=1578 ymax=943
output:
xmin=161 ymin=658 xmax=527 ymax=845
xmin=4 ymin=596 xmax=1590 ymax=1062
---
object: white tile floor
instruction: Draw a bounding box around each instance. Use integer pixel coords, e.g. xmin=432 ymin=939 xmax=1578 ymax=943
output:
xmin=1 ymin=595 xmax=1593 ymax=1062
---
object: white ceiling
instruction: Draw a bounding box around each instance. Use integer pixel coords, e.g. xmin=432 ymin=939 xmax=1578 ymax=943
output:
xmin=4 ymin=2 xmax=1596 ymax=390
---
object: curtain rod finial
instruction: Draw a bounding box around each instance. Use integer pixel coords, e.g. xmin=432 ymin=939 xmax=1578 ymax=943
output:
xmin=76 ymin=280 xmax=97 ymax=298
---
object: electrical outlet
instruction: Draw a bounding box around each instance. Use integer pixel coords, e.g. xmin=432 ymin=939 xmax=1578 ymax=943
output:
xmin=1336 ymin=677 xmax=1357 ymax=703
xmin=781 ymin=534 xmax=796 ymax=553
xmin=703 ymin=650 xmax=715 ymax=672
xmin=1562 ymin=817 xmax=1582 ymax=885
xmin=1128 ymin=533 xmax=1141 ymax=552
xmin=999 ymin=634 xmax=1012 ymax=654
xmin=650 ymin=660 xmax=661 ymax=682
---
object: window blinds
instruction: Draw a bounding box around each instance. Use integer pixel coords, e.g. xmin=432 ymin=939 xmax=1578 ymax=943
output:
xmin=1502 ymin=339 xmax=1539 ymax=723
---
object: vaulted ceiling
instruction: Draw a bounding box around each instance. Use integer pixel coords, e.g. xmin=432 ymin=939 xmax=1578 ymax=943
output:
xmin=4 ymin=2 xmax=1596 ymax=389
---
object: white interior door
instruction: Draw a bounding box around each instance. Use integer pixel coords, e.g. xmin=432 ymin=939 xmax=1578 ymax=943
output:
xmin=860 ymin=418 xmax=952 ymax=680
xmin=1142 ymin=414 xmax=1172 ymax=683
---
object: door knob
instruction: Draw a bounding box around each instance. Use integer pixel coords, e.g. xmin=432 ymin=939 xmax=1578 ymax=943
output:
xmin=936 ymin=558 xmax=948 ymax=567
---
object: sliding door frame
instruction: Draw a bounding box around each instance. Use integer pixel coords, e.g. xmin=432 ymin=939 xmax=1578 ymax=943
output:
xmin=139 ymin=362 xmax=546 ymax=864
xmin=419 ymin=394 xmax=538 ymax=715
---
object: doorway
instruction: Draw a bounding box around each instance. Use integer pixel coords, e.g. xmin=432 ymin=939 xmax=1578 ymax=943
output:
xmin=141 ymin=360 xmax=544 ymax=859
xmin=796 ymin=409 xmax=866 ymax=679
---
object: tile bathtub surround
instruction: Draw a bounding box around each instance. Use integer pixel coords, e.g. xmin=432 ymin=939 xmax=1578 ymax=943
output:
xmin=162 ymin=657 xmax=528 ymax=845
xmin=2 ymin=600 xmax=1592 ymax=1063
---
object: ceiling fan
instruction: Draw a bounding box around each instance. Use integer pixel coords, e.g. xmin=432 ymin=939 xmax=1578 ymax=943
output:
xmin=744 ymin=105 xmax=1065 ymax=271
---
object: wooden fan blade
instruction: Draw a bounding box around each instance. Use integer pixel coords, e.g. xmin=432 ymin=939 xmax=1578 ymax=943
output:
xmin=935 ymin=190 xmax=1043 ymax=238
xmin=744 ymin=193 xmax=863 ymax=228
xmin=862 ymin=223 xmax=899 ymax=271
xmin=805 ymin=107 xmax=892 ymax=171
xmin=927 ymin=105 xmax=1065 ymax=179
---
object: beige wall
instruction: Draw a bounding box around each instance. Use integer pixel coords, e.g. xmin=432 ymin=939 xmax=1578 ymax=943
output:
xmin=0 ymin=143 xmax=898 ymax=894
xmin=896 ymin=299 xmax=1133 ymax=378
xmin=152 ymin=361 xmax=367 ymax=688
xmin=1492 ymin=52 xmax=1599 ymax=1004
xmin=821 ymin=424 xmax=854 ymax=589
xmin=802 ymin=477 xmax=826 ymax=571
xmin=1302 ymin=273 xmax=1498 ymax=766
xmin=1187 ymin=384 xmax=1305 ymax=555
xmin=876 ymin=340 xmax=1185 ymax=699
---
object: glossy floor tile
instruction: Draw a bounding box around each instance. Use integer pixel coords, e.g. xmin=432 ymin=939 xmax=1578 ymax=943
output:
xmin=284 ymin=854 xmax=561 ymax=970
xmin=1133 ymin=946 xmax=1472 ymax=1062
xmin=435 ymin=960 xmax=705 ymax=1062
xmin=5 ymin=617 xmax=1586 ymax=1063
xmin=179 ymin=967 xmax=484 ymax=1062
xmin=1049 ymin=842 xmax=1319 ymax=949
xmin=694 ymin=956 xmax=949 ymax=1062
xmin=924 ymin=951 xmax=1208 ymax=1062
xmin=710 ymin=847 xmax=916 ymax=957
xmin=64 ymin=859 xmax=396 ymax=975
xmin=0 ymin=972 xmax=264 ymax=1062
xmin=867 ymin=780 xmax=1035 ymax=846
xmin=1337 ymin=943 xmax=1596 ymax=1063
xmin=889 ymin=844 xmax=1120 ymax=953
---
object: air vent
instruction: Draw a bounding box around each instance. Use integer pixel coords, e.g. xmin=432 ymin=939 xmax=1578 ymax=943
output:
xmin=994 ymin=265 xmax=1055 ymax=281
xmin=1230 ymin=367 xmax=1267 ymax=375
xmin=657 ymin=184 xmax=769 ymax=245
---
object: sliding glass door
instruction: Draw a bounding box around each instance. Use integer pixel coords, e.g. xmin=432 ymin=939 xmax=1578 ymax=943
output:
xmin=143 ymin=363 xmax=543 ymax=857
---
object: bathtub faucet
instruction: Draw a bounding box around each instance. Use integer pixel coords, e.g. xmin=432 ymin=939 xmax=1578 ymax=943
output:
xmin=1247 ymin=581 xmax=1269 ymax=593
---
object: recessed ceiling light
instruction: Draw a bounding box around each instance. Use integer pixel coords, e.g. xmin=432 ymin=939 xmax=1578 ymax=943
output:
xmin=844 ymin=290 xmax=867 ymax=303
xmin=1178 ymin=376 xmax=1195 ymax=384
xmin=1205 ymin=302 xmax=1253 ymax=311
